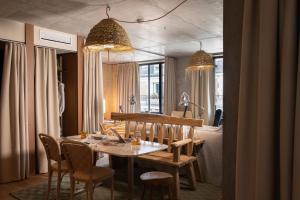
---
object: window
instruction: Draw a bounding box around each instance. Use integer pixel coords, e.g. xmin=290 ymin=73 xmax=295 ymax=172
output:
xmin=139 ymin=62 xmax=164 ymax=113
xmin=214 ymin=57 xmax=223 ymax=110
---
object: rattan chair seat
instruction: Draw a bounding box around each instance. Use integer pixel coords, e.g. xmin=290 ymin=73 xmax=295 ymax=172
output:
xmin=51 ymin=160 xmax=69 ymax=171
xmin=73 ymin=167 xmax=114 ymax=183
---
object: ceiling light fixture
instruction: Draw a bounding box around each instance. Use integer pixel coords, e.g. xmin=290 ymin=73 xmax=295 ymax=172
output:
xmin=186 ymin=42 xmax=214 ymax=71
xmin=85 ymin=0 xmax=189 ymax=52
xmin=85 ymin=5 xmax=133 ymax=52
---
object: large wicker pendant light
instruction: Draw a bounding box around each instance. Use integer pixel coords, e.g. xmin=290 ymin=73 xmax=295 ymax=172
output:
xmin=186 ymin=42 xmax=214 ymax=71
xmin=85 ymin=6 xmax=133 ymax=51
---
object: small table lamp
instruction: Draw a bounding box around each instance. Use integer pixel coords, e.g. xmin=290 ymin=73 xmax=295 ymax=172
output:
xmin=178 ymin=92 xmax=204 ymax=118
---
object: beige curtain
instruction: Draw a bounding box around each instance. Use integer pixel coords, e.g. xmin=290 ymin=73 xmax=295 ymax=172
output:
xmin=35 ymin=47 xmax=60 ymax=174
xmin=0 ymin=43 xmax=29 ymax=183
xmin=112 ymin=62 xmax=140 ymax=113
xmin=190 ymin=69 xmax=215 ymax=124
xmin=235 ymin=0 xmax=300 ymax=199
xmin=82 ymin=50 xmax=104 ymax=133
xmin=163 ymin=57 xmax=176 ymax=115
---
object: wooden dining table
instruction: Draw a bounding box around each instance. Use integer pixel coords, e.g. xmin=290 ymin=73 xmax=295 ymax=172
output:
xmin=62 ymin=135 xmax=168 ymax=199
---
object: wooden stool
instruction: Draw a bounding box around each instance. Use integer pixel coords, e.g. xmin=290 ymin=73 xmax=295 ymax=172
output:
xmin=140 ymin=171 xmax=174 ymax=200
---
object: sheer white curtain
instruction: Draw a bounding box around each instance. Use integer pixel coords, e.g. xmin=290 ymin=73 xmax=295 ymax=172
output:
xmin=83 ymin=50 xmax=104 ymax=133
xmin=190 ymin=69 xmax=215 ymax=124
xmin=112 ymin=62 xmax=140 ymax=113
xmin=163 ymin=57 xmax=176 ymax=115
xmin=35 ymin=47 xmax=60 ymax=173
xmin=0 ymin=42 xmax=29 ymax=183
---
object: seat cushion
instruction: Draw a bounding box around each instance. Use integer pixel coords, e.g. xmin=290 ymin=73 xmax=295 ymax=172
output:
xmin=51 ymin=160 xmax=69 ymax=171
xmin=73 ymin=167 xmax=114 ymax=182
xmin=140 ymin=171 xmax=173 ymax=186
xmin=140 ymin=171 xmax=173 ymax=181
xmin=138 ymin=151 xmax=196 ymax=167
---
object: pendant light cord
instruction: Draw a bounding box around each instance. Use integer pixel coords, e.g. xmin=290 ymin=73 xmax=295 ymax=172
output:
xmin=110 ymin=0 xmax=188 ymax=23
xmin=106 ymin=5 xmax=111 ymax=18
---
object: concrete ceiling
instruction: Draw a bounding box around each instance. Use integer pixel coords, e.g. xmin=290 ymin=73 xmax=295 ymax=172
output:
xmin=0 ymin=0 xmax=223 ymax=63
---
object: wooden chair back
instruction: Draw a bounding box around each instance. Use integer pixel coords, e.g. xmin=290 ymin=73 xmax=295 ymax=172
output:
xmin=111 ymin=112 xmax=203 ymax=155
xmin=60 ymin=140 xmax=93 ymax=174
xmin=38 ymin=133 xmax=61 ymax=162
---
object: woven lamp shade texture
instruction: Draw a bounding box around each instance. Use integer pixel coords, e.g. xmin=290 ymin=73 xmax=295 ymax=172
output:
xmin=85 ymin=18 xmax=133 ymax=51
xmin=187 ymin=50 xmax=214 ymax=71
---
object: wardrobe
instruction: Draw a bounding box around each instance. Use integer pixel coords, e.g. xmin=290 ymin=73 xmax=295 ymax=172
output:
xmin=57 ymin=51 xmax=83 ymax=136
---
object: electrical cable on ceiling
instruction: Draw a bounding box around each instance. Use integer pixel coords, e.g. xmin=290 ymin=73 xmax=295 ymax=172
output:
xmin=110 ymin=0 xmax=188 ymax=23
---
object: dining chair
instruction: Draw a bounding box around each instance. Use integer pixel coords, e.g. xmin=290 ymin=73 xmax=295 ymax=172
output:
xmin=38 ymin=133 xmax=69 ymax=200
xmin=60 ymin=140 xmax=115 ymax=200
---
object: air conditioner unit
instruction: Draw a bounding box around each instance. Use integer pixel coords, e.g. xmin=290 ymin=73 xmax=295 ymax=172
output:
xmin=34 ymin=26 xmax=77 ymax=51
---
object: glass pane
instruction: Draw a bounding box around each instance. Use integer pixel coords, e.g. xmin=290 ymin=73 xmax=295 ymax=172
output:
xmin=214 ymin=58 xmax=223 ymax=110
xmin=215 ymin=58 xmax=223 ymax=73
xmin=139 ymin=65 xmax=149 ymax=112
xmin=149 ymin=64 xmax=160 ymax=113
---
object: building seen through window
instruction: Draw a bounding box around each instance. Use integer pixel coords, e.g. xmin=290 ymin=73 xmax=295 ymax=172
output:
xmin=214 ymin=57 xmax=223 ymax=110
xmin=139 ymin=62 xmax=164 ymax=113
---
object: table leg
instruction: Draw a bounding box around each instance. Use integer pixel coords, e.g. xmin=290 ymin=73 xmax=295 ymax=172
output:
xmin=109 ymin=155 xmax=113 ymax=168
xmin=128 ymin=157 xmax=134 ymax=199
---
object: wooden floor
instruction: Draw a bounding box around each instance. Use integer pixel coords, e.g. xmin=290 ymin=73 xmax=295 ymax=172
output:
xmin=0 ymin=174 xmax=48 ymax=200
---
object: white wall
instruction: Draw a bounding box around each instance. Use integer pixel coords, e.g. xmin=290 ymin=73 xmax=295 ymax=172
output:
xmin=0 ymin=18 xmax=25 ymax=42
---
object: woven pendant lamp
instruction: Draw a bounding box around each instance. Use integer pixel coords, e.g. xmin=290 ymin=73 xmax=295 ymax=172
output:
xmin=186 ymin=42 xmax=214 ymax=71
xmin=85 ymin=6 xmax=133 ymax=51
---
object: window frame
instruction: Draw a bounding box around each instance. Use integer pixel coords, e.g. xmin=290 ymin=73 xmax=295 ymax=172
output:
xmin=139 ymin=62 xmax=164 ymax=114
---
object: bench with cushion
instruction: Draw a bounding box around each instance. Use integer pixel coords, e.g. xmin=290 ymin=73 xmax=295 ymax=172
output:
xmin=111 ymin=112 xmax=204 ymax=200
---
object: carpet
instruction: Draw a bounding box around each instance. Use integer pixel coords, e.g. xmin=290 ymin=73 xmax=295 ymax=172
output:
xmin=10 ymin=178 xmax=221 ymax=200
xmin=10 ymin=171 xmax=221 ymax=200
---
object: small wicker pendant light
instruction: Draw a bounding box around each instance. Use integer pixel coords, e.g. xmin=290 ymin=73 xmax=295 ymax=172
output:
xmin=186 ymin=42 xmax=214 ymax=71
xmin=85 ymin=6 xmax=133 ymax=51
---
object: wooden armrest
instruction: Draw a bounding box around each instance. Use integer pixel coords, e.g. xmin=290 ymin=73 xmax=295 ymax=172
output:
xmin=171 ymin=139 xmax=192 ymax=148
xmin=193 ymin=139 xmax=205 ymax=146
xmin=172 ymin=139 xmax=192 ymax=162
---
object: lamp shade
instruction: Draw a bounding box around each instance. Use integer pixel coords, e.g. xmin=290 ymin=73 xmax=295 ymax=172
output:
xmin=85 ymin=18 xmax=133 ymax=51
xmin=186 ymin=50 xmax=214 ymax=71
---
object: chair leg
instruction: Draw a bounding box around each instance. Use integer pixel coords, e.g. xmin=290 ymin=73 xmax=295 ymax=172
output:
xmin=57 ymin=171 xmax=61 ymax=200
xmin=168 ymin=185 xmax=172 ymax=200
xmin=110 ymin=177 xmax=114 ymax=200
xmin=160 ymin=187 xmax=164 ymax=200
xmin=87 ymin=182 xmax=94 ymax=200
xmin=85 ymin=183 xmax=89 ymax=200
xmin=173 ymin=169 xmax=180 ymax=200
xmin=141 ymin=184 xmax=146 ymax=200
xmin=150 ymin=185 xmax=153 ymax=200
xmin=70 ymin=176 xmax=75 ymax=200
xmin=46 ymin=170 xmax=53 ymax=200
xmin=187 ymin=162 xmax=196 ymax=190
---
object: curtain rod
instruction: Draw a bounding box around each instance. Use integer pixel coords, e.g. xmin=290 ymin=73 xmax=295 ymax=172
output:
xmin=0 ymin=39 xmax=78 ymax=54
xmin=34 ymin=44 xmax=77 ymax=53
xmin=0 ymin=38 xmax=25 ymax=45
xmin=138 ymin=59 xmax=165 ymax=64
xmin=135 ymin=48 xmax=222 ymax=59
xmin=103 ymin=58 xmax=165 ymax=65
xmin=103 ymin=61 xmax=138 ymax=65
xmin=212 ymin=52 xmax=223 ymax=57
